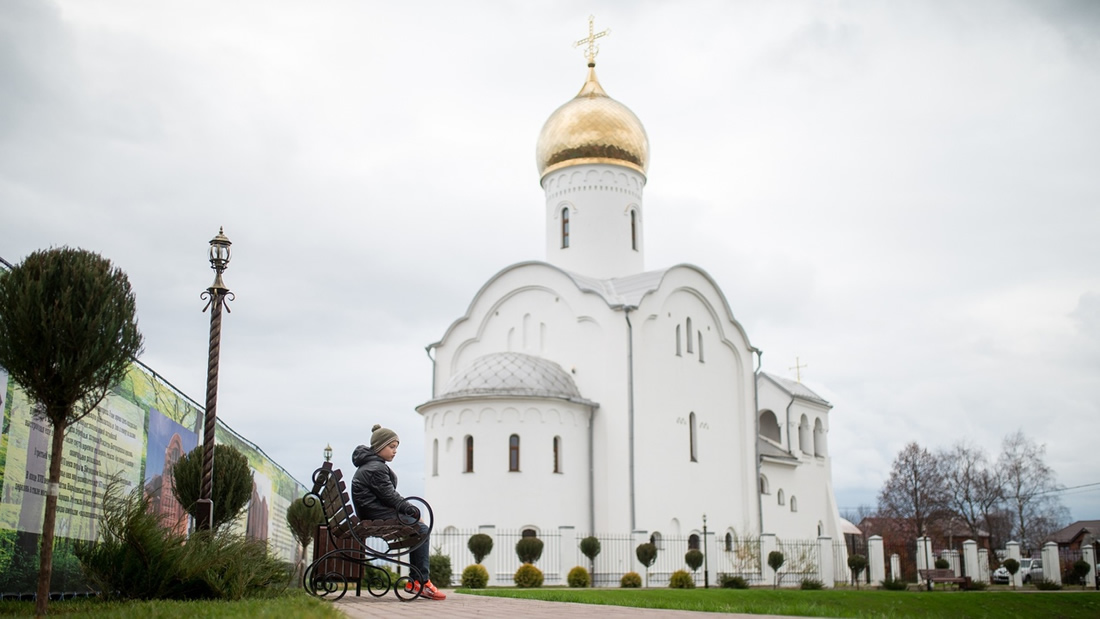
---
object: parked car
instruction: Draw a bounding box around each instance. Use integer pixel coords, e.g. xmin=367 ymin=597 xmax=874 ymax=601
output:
xmin=994 ymin=558 xmax=1044 ymax=584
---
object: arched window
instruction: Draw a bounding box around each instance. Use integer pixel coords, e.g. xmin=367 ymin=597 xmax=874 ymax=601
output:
xmin=799 ymin=415 xmax=812 ymax=455
xmin=649 ymin=532 xmax=663 ymax=550
xmin=522 ymin=528 xmax=538 ymax=538
xmin=561 ymin=207 xmax=570 ymax=248
xmin=813 ymin=418 xmax=826 ymax=457
xmin=790 ymin=496 xmax=798 ymax=512
xmin=777 ymin=489 xmax=785 ymax=506
xmin=675 ymin=324 xmax=682 ymax=356
xmin=464 ymin=435 xmax=474 ymax=473
xmin=759 ymin=474 xmax=770 ymax=495
xmin=698 ymin=332 xmax=704 ymax=362
xmin=432 ymin=439 xmax=439 ymax=476
xmin=630 ymin=209 xmax=638 ymax=251
xmin=724 ymin=532 xmax=733 ymax=552
xmin=759 ymin=410 xmax=781 ymax=443
xmin=688 ymin=534 xmax=700 ymax=550
xmin=817 ymin=522 xmax=824 ymax=537
xmin=686 ymin=318 xmax=694 ymax=353
xmin=689 ymin=412 xmax=698 ymax=462
xmin=509 ymin=434 xmax=520 ymax=472
xmin=553 ymin=436 xmax=562 ymax=473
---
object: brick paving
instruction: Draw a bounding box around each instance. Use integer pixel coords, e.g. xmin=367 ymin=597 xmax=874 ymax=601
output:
xmin=333 ymin=590 xmax=800 ymax=619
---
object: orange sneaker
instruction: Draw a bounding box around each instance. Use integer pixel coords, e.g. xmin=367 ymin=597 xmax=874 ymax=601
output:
xmin=420 ymin=580 xmax=446 ymax=600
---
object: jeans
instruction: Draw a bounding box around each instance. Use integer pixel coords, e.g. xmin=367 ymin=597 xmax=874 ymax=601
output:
xmin=409 ymin=522 xmax=430 ymax=582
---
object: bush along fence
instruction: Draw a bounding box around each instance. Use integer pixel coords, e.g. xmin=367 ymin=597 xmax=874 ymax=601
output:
xmin=432 ymin=526 xmax=860 ymax=588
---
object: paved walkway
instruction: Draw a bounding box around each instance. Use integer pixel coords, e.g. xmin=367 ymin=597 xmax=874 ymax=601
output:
xmin=333 ymin=590 xmax=800 ymax=619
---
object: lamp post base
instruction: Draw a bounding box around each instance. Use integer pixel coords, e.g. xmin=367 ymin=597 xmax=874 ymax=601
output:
xmin=196 ymin=499 xmax=214 ymax=530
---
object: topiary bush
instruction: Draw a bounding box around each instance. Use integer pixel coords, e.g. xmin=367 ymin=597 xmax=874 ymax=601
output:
xmin=516 ymin=537 xmax=545 ymax=564
xmin=847 ymin=554 xmax=868 ymax=590
xmin=768 ymin=550 xmax=785 ymax=589
xmin=934 ymin=558 xmax=950 ymax=570
xmin=881 ymin=577 xmax=908 ymax=591
xmin=669 ymin=569 xmax=695 ymax=589
xmin=429 ymin=547 xmax=452 ymax=588
xmin=567 ymin=565 xmax=590 ymax=587
xmin=1070 ymin=559 xmax=1091 ymax=588
xmin=514 ymin=563 xmax=544 ymax=588
xmin=468 ymin=533 xmax=493 ymax=564
xmin=720 ymin=574 xmax=749 ymax=589
xmin=685 ymin=549 xmax=704 ymax=573
xmin=620 ymin=571 xmax=642 ymax=588
xmin=800 ymin=578 xmax=824 ymax=590
xmin=461 ymin=564 xmax=489 ymax=588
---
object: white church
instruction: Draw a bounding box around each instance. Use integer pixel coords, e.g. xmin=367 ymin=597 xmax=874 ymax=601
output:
xmin=416 ymin=32 xmax=845 ymax=547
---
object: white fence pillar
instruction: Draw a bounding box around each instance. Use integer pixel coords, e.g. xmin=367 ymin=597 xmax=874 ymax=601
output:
xmin=559 ymin=526 xmax=577 ymax=586
xmin=977 ymin=548 xmax=990 ymax=583
xmin=703 ymin=529 xmax=719 ymax=588
xmin=867 ymin=535 xmax=885 ymax=586
xmin=1006 ymin=541 xmax=1022 ymax=588
xmin=962 ymin=540 xmax=979 ymax=581
xmin=632 ymin=530 xmax=650 ymax=586
xmin=817 ymin=536 xmax=834 ymax=588
xmin=1041 ymin=542 xmax=1061 ymax=585
xmin=915 ymin=536 xmax=934 ymax=573
xmin=479 ymin=524 xmax=499 ymax=586
xmin=942 ymin=550 xmax=961 ymax=576
xmin=760 ymin=533 xmax=778 ymax=587
xmin=890 ymin=553 xmax=901 ymax=582
xmin=1083 ymin=545 xmax=1097 ymax=589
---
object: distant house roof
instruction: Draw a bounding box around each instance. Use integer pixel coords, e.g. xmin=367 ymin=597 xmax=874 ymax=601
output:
xmin=759 ymin=372 xmax=831 ymax=407
xmin=1045 ymin=520 xmax=1100 ymax=546
xmin=838 ymin=517 xmax=862 ymax=536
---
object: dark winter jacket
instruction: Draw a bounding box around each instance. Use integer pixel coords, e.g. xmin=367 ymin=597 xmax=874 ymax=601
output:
xmin=350 ymin=444 xmax=412 ymax=521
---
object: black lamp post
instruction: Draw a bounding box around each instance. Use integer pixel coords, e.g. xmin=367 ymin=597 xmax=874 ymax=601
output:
xmin=197 ymin=227 xmax=233 ymax=530
xmin=703 ymin=513 xmax=710 ymax=588
xmin=324 ymin=444 xmax=333 ymax=463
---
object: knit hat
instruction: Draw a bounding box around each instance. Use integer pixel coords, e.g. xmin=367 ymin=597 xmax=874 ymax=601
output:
xmin=370 ymin=424 xmax=399 ymax=453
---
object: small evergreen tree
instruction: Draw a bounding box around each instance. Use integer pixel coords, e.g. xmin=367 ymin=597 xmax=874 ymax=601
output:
xmin=1002 ymin=558 xmax=1020 ymax=590
xmin=429 ymin=547 xmax=453 ymax=588
xmin=516 ymin=537 xmax=544 ymax=564
xmin=172 ymin=444 xmax=254 ymax=530
xmin=468 ymin=533 xmax=493 ymax=564
xmin=686 ymin=549 xmax=704 ymax=575
xmin=636 ymin=542 xmax=658 ymax=587
xmin=847 ymin=554 xmax=868 ymax=590
xmin=580 ymin=536 xmax=601 ymax=584
xmin=285 ymin=497 xmax=323 ymax=581
xmin=768 ymin=550 xmax=785 ymax=589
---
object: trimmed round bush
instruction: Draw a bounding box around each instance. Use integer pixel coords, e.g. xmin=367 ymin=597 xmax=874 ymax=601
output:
xmin=461 ymin=564 xmax=489 ymax=589
xmin=685 ymin=549 xmax=704 ymax=572
xmin=669 ymin=569 xmax=695 ymax=589
xmin=881 ymin=577 xmax=908 ymax=591
xmin=514 ymin=563 xmax=544 ymax=588
xmin=516 ymin=537 xmax=545 ymax=564
xmin=468 ymin=534 xmax=493 ymax=564
xmin=621 ymin=571 xmax=642 ymax=588
xmin=800 ymin=578 xmax=824 ymax=590
xmin=567 ymin=565 xmax=590 ymax=588
xmin=720 ymin=574 xmax=749 ymax=589
xmin=934 ymin=558 xmax=950 ymax=569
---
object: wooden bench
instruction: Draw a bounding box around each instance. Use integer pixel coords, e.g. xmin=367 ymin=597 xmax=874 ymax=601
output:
xmin=302 ymin=462 xmax=434 ymax=601
xmin=918 ymin=568 xmax=971 ymax=590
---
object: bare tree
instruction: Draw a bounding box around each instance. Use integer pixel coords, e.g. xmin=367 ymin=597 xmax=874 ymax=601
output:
xmin=940 ymin=442 xmax=1003 ymax=542
xmin=877 ymin=442 xmax=948 ymax=538
xmin=998 ymin=430 xmax=1068 ymax=554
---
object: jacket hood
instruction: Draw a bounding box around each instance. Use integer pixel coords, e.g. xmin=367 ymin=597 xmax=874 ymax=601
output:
xmin=352 ymin=444 xmax=381 ymax=467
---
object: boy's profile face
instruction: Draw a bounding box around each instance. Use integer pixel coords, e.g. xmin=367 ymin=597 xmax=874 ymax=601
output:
xmin=377 ymin=440 xmax=399 ymax=462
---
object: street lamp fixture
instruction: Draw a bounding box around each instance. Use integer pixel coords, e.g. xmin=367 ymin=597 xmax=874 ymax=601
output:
xmin=324 ymin=444 xmax=333 ymax=463
xmin=197 ymin=227 xmax=234 ymax=530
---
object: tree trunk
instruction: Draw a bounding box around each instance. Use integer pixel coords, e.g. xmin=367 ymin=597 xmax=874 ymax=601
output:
xmin=35 ymin=420 xmax=67 ymax=617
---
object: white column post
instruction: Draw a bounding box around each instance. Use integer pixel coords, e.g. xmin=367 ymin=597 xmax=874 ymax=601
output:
xmin=1041 ymin=542 xmax=1061 ymax=585
xmin=479 ymin=525 xmax=498 ymax=586
xmin=760 ymin=533 xmax=778 ymax=588
xmin=818 ymin=536 xmax=834 ymax=588
xmin=704 ymin=528 xmax=719 ymax=588
xmin=890 ymin=553 xmax=901 ymax=582
xmin=559 ymin=526 xmax=576 ymax=587
xmin=1082 ymin=545 xmax=1096 ymax=590
xmin=632 ymin=530 xmax=650 ymax=586
xmin=915 ymin=536 xmax=933 ymax=573
xmin=1006 ymin=541 xmax=1022 ymax=588
xmin=962 ymin=540 xmax=978 ymax=581
xmin=977 ymin=548 xmax=990 ymax=583
xmin=946 ymin=550 xmax=961 ymax=576
xmin=867 ymin=535 xmax=885 ymax=586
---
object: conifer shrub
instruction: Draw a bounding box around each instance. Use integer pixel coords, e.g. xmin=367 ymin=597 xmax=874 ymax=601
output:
xmin=620 ymin=571 xmax=642 ymax=588
xmin=799 ymin=578 xmax=824 ymax=590
xmin=461 ymin=564 xmax=489 ymax=589
xmin=1035 ymin=578 xmax=1062 ymax=590
xmin=567 ymin=565 xmax=590 ymax=587
xmin=669 ymin=570 xmax=695 ymax=589
xmin=514 ymin=563 xmax=544 ymax=588
xmin=516 ymin=537 xmax=544 ymax=564
xmin=468 ymin=533 xmax=493 ymax=564
xmin=847 ymin=554 xmax=868 ymax=589
xmin=934 ymin=558 xmax=950 ymax=569
xmin=881 ymin=577 xmax=908 ymax=591
xmin=719 ymin=574 xmax=750 ymax=589
xmin=429 ymin=547 xmax=453 ymax=588
xmin=685 ymin=549 xmax=704 ymax=573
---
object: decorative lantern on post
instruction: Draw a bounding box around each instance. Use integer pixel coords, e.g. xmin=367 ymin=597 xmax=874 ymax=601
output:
xmin=324 ymin=443 xmax=333 ymax=463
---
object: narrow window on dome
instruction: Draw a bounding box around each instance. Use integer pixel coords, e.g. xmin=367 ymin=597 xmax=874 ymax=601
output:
xmin=464 ymin=435 xmax=474 ymax=473
xmin=689 ymin=412 xmax=698 ymax=462
xmin=553 ymin=436 xmax=562 ymax=473
xmin=630 ymin=210 xmax=638 ymax=251
xmin=686 ymin=318 xmax=694 ymax=353
xmin=561 ymin=208 xmax=570 ymax=248
xmin=432 ymin=439 xmax=439 ymax=476
xmin=509 ymin=434 xmax=520 ymax=472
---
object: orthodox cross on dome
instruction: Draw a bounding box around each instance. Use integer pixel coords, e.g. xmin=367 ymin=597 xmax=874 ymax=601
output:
xmin=574 ymin=15 xmax=610 ymax=66
xmin=789 ymin=356 xmax=808 ymax=383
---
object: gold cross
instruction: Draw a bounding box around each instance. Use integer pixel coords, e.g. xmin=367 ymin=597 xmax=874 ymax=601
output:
xmin=574 ymin=15 xmax=610 ymax=65
xmin=789 ymin=357 xmax=808 ymax=383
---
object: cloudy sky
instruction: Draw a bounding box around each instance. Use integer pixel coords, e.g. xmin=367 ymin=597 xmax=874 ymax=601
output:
xmin=3 ymin=1 xmax=1098 ymax=522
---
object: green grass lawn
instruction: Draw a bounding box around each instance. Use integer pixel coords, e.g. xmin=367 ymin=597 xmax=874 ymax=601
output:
xmin=0 ymin=590 xmax=342 ymax=618
xmin=461 ymin=587 xmax=1100 ymax=618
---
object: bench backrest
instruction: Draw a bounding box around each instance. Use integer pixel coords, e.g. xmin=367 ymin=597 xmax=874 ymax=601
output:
xmin=919 ymin=569 xmax=958 ymax=579
xmin=312 ymin=462 xmax=360 ymax=540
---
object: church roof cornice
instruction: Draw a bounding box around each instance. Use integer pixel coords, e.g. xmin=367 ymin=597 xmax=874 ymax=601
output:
xmin=759 ymin=372 xmax=832 ymax=407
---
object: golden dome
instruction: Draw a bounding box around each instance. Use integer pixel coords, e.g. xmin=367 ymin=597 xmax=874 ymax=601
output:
xmin=536 ymin=65 xmax=649 ymax=179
